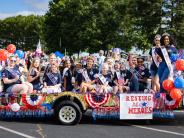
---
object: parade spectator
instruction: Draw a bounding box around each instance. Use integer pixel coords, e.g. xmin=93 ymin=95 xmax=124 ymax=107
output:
xmin=98 ymin=50 xmax=106 ymax=72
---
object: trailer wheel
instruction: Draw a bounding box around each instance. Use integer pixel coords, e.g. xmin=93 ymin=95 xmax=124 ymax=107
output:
xmin=55 ymin=100 xmax=82 ymax=125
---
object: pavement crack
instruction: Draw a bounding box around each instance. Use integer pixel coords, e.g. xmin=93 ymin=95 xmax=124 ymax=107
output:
xmin=36 ymin=124 xmax=46 ymax=138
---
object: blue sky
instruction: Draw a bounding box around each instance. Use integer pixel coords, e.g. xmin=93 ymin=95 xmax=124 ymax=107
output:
xmin=0 ymin=0 xmax=50 ymax=19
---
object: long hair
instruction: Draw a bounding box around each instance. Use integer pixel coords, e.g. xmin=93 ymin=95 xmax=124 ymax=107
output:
xmin=160 ymin=33 xmax=176 ymax=46
xmin=28 ymin=58 xmax=41 ymax=74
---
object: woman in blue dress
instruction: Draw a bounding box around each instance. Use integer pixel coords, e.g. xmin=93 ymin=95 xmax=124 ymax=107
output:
xmin=156 ymin=33 xmax=177 ymax=92
xmin=28 ymin=58 xmax=42 ymax=91
xmin=43 ymin=63 xmax=61 ymax=88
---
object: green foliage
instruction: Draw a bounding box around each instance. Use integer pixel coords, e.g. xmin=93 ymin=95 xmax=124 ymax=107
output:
xmin=1 ymin=0 xmax=184 ymax=52
xmin=44 ymin=0 xmax=133 ymax=53
xmin=0 ymin=15 xmax=44 ymax=50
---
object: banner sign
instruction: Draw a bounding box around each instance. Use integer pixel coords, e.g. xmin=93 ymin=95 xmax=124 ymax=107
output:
xmin=120 ymin=94 xmax=153 ymax=119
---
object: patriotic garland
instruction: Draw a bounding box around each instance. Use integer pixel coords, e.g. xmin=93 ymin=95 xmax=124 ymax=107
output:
xmin=85 ymin=93 xmax=111 ymax=108
xmin=22 ymin=94 xmax=45 ymax=109
xmin=154 ymin=93 xmax=180 ymax=110
xmin=165 ymin=98 xmax=180 ymax=109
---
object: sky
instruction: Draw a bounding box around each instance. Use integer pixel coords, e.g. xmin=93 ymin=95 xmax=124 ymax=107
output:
xmin=0 ymin=0 xmax=50 ymax=19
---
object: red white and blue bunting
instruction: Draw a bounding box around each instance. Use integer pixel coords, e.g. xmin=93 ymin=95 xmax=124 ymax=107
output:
xmin=22 ymin=94 xmax=45 ymax=109
xmin=85 ymin=93 xmax=110 ymax=108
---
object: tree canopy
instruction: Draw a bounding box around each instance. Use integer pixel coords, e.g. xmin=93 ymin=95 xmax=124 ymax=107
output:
xmin=0 ymin=0 xmax=184 ymax=53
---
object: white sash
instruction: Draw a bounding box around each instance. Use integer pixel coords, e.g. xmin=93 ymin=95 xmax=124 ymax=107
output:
xmin=98 ymin=74 xmax=108 ymax=85
xmin=62 ymin=68 xmax=69 ymax=79
xmin=161 ymin=47 xmax=174 ymax=80
xmin=115 ymin=71 xmax=121 ymax=80
xmin=152 ymin=47 xmax=159 ymax=67
xmin=82 ymin=69 xmax=91 ymax=82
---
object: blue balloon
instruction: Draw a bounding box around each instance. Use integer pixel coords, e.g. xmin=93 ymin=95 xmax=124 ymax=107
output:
xmin=170 ymin=54 xmax=178 ymax=62
xmin=15 ymin=50 xmax=24 ymax=59
xmin=54 ymin=51 xmax=64 ymax=58
xmin=174 ymin=77 xmax=184 ymax=89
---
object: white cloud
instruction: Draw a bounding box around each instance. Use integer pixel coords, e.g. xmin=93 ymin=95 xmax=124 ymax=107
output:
xmin=24 ymin=0 xmax=49 ymax=11
xmin=0 ymin=11 xmax=45 ymax=19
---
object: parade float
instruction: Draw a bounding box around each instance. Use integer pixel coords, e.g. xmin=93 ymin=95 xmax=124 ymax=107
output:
xmin=0 ymin=45 xmax=183 ymax=125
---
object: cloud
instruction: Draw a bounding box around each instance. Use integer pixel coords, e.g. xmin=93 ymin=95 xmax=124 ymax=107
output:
xmin=24 ymin=0 xmax=49 ymax=11
xmin=0 ymin=11 xmax=45 ymax=19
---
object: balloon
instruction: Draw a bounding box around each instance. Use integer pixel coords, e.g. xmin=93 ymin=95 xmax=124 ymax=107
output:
xmin=170 ymin=54 xmax=178 ymax=62
xmin=10 ymin=103 xmax=20 ymax=112
xmin=15 ymin=50 xmax=24 ymax=59
xmin=55 ymin=51 xmax=64 ymax=58
xmin=174 ymin=77 xmax=184 ymax=89
xmin=0 ymin=49 xmax=8 ymax=61
xmin=7 ymin=44 xmax=16 ymax=53
xmin=162 ymin=79 xmax=174 ymax=91
xmin=175 ymin=59 xmax=184 ymax=71
xmin=170 ymin=88 xmax=182 ymax=101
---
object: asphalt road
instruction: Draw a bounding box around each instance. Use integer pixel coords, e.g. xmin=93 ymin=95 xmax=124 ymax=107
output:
xmin=0 ymin=111 xmax=184 ymax=138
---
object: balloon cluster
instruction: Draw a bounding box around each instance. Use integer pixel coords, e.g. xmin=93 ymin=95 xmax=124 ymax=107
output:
xmin=162 ymin=57 xmax=184 ymax=102
xmin=0 ymin=44 xmax=25 ymax=61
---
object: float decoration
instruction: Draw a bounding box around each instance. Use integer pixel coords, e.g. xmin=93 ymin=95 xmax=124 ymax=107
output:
xmin=85 ymin=93 xmax=111 ymax=108
xmin=22 ymin=94 xmax=45 ymax=109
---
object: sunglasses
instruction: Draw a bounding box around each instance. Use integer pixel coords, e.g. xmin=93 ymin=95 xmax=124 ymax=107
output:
xmin=10 ymin=60 xmax=16 ymax=62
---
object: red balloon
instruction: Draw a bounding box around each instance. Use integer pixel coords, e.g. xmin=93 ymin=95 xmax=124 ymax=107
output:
xmin=176 ymin=59 xmax=184 ymax=71
xmin=0 ymin=49 xmax=8 ymax=61
xmin=7 ymin=44 xmax=16 ymax=53
xmin=162 ymin=79 xmax=174 ymax=91
xmin=170 ymin=88 xmax=182 ymax=101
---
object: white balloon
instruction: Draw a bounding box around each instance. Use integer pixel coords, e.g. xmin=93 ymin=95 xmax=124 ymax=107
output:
xmin=10 ymin=103 xmax=20 ymax=112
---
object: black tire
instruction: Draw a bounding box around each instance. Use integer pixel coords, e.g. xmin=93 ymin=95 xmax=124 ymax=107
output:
xmin=55 ymin=100 xmax=82 ymax=125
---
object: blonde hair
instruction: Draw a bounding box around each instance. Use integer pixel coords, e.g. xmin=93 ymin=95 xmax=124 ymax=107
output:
xmin=49 ymin=53 xmax=56 ymax=59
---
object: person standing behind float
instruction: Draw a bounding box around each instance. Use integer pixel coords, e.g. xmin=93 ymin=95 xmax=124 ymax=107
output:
xmin=44 ymin=53 xmax=57 ymax=74
xmin=156 ymin=33 xmax=177 ymax=93
xmin=149 ymin=34 xmax=161 ymax=92
xmin=98 ymin=50 xmax=105 ymax=73
xmin=2 ymin=56 xmax=33 ymax=94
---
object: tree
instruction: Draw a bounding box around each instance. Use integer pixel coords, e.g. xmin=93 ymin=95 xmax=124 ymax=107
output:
xmin=0 ymin=15 xmax=44 ymax=50
xmin=161 ymin=0 xmax=184 ymax=48
xmin=127 ymin=0 xmax=162 ymax=50
xmin=44 ymin=0 xmax=133 ymax=53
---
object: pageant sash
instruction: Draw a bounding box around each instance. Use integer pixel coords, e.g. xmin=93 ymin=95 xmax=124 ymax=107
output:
xmin=6 ymin=67 xmax=21 ymax=77
xmin=98 ymin=74 xmax=108 ymax=85
xmin=46 ymin=72 xmax=58 ymax=85
xmin=152 ymin=47 xmax=159 ymax=67
xmin=161 ymin=47 xmax=174 ymax=80
xmin=82 ymin=69 xmax=91 ymax=82
xmin=62 ymin=68 xmax=69 ymax=79
xmin=115 ymin=71 xmax=121 ymax=80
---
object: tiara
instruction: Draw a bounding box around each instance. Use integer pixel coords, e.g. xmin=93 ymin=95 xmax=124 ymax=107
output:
xmin=162 ymin=32 xmax=170 ymax=36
